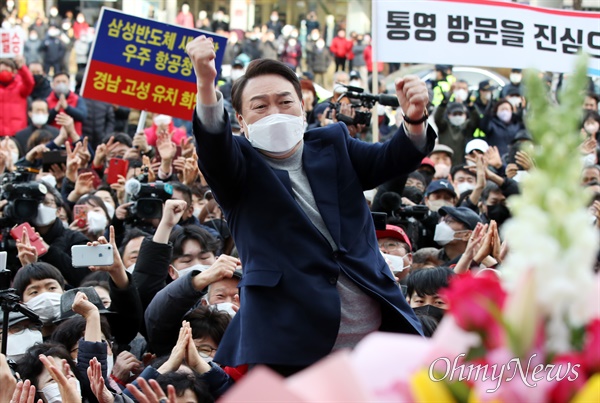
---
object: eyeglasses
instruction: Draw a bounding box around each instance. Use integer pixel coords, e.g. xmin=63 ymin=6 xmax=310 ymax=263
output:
xmin=378 ymin=241 xmax=403 ymax=251
xmin=8 ymin=323 xmax=42 ymax=335
xmin=196 ymin=344 xmax=217 ymax=358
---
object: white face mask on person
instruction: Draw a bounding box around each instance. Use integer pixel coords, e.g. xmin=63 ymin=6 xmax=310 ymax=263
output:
xmin=453 ymin=89 xmax=468 ymax=102
xmin=175 ymin=264 xmax=211 ymax=279
xmin=434 ymin=222 xmax=469 ymax=246
xmin=104 ymin=202 xmax=115 ymax=219
xmin=42 ymin=380 xmax=81 ymax=403
xmin=87 ymin=210 xmax=108 ymax=233
xmin=230 ymin=69 xmax=244 ymax=81
xmin=448 ymin=115 xmax=466 ymax=126
xmin=456 ymin=182 xmax=475 ymax=195
xmin=7 ymin=328 xmax=43 ymax=361
xmin=32 ymin=204 xmax=57 ymax=227
xmin=25 ymin=292 xmax=62 ymax=324
xmin=497 ymin=110 xmax=512 ymax=123
xmin=242 ymin=113 xmax=305 ymax=154
xmin=31 ymin=113 xmax=49 ymax=126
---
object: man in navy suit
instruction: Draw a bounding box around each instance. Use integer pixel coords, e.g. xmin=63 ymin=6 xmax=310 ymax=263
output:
xmin=186 ymin=36 xmax=437 ymax=376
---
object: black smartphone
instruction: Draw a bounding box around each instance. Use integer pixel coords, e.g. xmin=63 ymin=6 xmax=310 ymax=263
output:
xmin=42 ymin=150 xmax=67 ymax=172
xmin=372 ymin=212 xmax=387 ymax=231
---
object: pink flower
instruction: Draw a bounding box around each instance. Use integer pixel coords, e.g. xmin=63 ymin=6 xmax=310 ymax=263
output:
xmin=548 ymin=353 xmax=587 ymax=403
xmin=440 ymin=272 xmax=506 ymax=348
xmin=583 ymin=318 xmax=600 ymax=375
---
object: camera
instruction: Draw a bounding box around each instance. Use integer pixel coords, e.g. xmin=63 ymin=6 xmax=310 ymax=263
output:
xmin=328 ymin=84 xmax=400 ymax=127
xmin=128 ymin=181 xmax=173 ymax=220
xmin=1 ymin=169 xmax=47 ymax=225
xmin=394 ymin=205 xmax=429 ymax=220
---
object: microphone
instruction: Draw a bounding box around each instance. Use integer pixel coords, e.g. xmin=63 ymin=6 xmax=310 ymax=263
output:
xmin=379 ymin=191 xmax=403 ymax=214
xmin=125 ymin=178 xmax=141 ymax=197
xmin=376 ymin=94 xmax=400 ymax=107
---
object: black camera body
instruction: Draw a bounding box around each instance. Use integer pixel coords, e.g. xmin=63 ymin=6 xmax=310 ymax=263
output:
xmin=1 ymin=169 xmax=47 ymax=224
xmin=394 ymin=204 xmax=430 ymax=220
xmin=328 ymin=84 xmax=400 ymax=127
xmin=128 ymin=181 xmax=173 ymax=220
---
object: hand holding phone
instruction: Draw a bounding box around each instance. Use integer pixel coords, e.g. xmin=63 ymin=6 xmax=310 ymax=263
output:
xmin=11 ymin=222 xmax=48 ymax=259
xmin=71 ymin=244 xmax=114 ymax=267
xmin=107 ymin=158 xmax=129 ymax=185
xmin=73 ymin=204 xmax=89 ymax=229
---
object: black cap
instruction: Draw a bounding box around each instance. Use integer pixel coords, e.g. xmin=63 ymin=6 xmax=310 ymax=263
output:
xmin=349 ymin=70 xmax=360 ymax=79
xmin=478 ymin=80 xmax=496 ymax=91
xmin=426 ymin=179 xmax=456 ymax=197
xmin=447 ymin=102 xmax=467 ymax=115
xmin=232 ymin=58 xmax=244 ymax=68
xmin=439 ymin=206 xmax=482 ymax=230
xmin=511 ymin=68 xmax=522 ymax=73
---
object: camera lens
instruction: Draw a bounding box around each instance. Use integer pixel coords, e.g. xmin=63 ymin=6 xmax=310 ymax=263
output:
xmin=136 ymin=198 xmax=163 ymax=219
xmin=14 ymin=199 xmax=38 ymax=220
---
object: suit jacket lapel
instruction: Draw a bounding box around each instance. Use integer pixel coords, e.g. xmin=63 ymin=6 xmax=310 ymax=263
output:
xmin=303 ymin=140 xmax=341 ymax=247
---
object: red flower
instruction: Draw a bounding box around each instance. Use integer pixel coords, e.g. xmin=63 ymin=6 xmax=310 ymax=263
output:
xmin=440 ymin=272 xmax=506 ymax=348
xmin=548 ymin=352 xmax=587 ymax=403
xmin=582 ymin=318 xmax=600 ymax=374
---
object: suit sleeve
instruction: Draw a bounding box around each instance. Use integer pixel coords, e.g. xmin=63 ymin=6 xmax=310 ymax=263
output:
xmin=107 ymin=271 xmax=143 ymax=346
xmin=131 ymin=237 xmax=172 ymax=314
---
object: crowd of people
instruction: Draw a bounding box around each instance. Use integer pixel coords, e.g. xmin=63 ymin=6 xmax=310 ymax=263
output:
xmin=1 ymin=3 xmax=600 ymax=403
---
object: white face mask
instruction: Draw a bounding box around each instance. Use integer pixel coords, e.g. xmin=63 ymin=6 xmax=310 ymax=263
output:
xmin=40 ymin=175 xmax=57 ymax=189
xmin=11 ymin=151 xmax=19 ymax=165
xmin=42 ymin=379 xmax=81 ymax=403
xmin=381 ymin=252 xmax=408 ymax=273
xmin=104 ymin=202 xmax=115 ymax=219
xmin=434 ymin=222 xmax=456 ymax=246
xmin=482 ymin=92 xmax=492 ymax=101
xmin=230 ymin=69 xmax=244 ymax=81
xmin=507 ymin=97 xmax=521 ymax=108
xmin=32 ymin=204 xmax=57 ymax=227
xmin=509 ymin=73 xmax=522 ymax=84
xmin=153 ymin=114 xmax=172 ymax=126
xmin=126 ymin=264 xmax=135 ymax=273
xmin=448 ymin=115 xmax=466 ymax=126
xmin=211 ymin=302 xmax=237 ymax=317
xmin=453 ymin=89 xmax=468 ymax=102
xmin=456 ymin=182 xmax=475 ymax=195
xmin=25 ymin=292 xmax=62 ymax=324
xmin=31 ymin=113 xmax=49 ymax=126
xmin=316 ymin=40 xmax=324 ymax=49
xmin=497 ymin=110 xmax=512 ymax=123
xmin=7 ymin=328 xmax=43 ymax=361
xmin=349 ymin=79 xmax=361 ymax=88
xmin=427 ymin=199 xmax=453 ymax=213
xmin=243 ymin=113 xmax=305 ymax=154
xmin=584 ymin=123 xmax=599 ymax=135
xmin=193 ymin=206 xmax=202 ymax=218
xmin=176 ymin=263 xmax=211 ymax=279
xmin=54 ymin=83 xmax=69 ymax=96
xmin=87 ymin=210 xmax=108 ymax=233
xmin=106 ymin=354 xmax=114 ymax=377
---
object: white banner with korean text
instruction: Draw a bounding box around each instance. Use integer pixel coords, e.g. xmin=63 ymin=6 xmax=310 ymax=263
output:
xmin=373 ymin=0 xmax=600 ymax=75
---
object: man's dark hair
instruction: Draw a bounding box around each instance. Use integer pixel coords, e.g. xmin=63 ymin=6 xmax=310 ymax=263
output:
xmin=406 ymin=266 xmax=455 ymax=299
xmin=52 ymin=71 xmax=70 ymax=81
xmin=171 ymin=182 xmax=193 ymax=206
xmin=51 ymin=315 xmax=112 ymax=352
xmin=119 ymin=228 xmax=150 ymax=257
xmin=76 ymin=194 xmax=110 ymax=222
xmin=102 ymin=132 xmax=132 ymax=148
xmin=155 ymin=371 xmax=214 ymax=403
xmin=481 ymin=182 xmax=502 ymax=204
xmin=170 ymin=225 xmax=220 ymax=261
xmin=27 ymin=128 xmax=55 ymax=151
xmin=450 ymin=165 xmax=475 ymax=181
xmin=184 ymin=305 xmax=231 ymax=345
xmin=586 ymin=91 xmax=600 ymax=104
xmin=231 ymin=59 xmax=302 ymax=113
xmin=29 ymin=98 xmax=49 ymax=111
xmin=13 ymin=262 xmax=65 ymax=298
xmin=80 ymin=270 xmax=111 ymax=288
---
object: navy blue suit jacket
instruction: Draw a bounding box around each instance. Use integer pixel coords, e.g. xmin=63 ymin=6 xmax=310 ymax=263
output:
xmin=194 ymin=111 xmax=436 ymax=367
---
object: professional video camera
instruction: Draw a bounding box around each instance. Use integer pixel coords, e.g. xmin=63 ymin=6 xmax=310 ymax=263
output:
xmin=0 ymin=168 xmax=46 ymax=225
xmin=125 ymin=169 xmax=173 ymax=220
xmin=328 ymin=83 xmax=400 ymax=127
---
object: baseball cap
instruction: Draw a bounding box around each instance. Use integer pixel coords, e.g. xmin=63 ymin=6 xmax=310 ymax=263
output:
xmin=439 ymin=206 xmax=482 ymax=230
xmin=232 ymin=58 xmax=244 ymax=68
xmin=349 ymin=70 xmax=360 ymax=79
xmin=376 ymin=224 xmax=412 ymax=250
xmin=465 ymin=139 xmax=489 ymax=155
xmin=447 ymin=102 xmax=467 ymax=115
xmin=425 ymin=180 xmax=456 ymax=197
xmin=420 ymin=157 xmax=435 ymax=169
xmin=429 ymin=143 xmax=454 ymax=157
xmin=478 ymin=80 xmax=496 ymax=91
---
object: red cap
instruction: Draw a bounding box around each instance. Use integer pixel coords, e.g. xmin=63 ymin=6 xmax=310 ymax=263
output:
xmin=375 ymin=225 xmax=412 ymax=251
xmin=420 ymin=157 xmax=435 ymax=169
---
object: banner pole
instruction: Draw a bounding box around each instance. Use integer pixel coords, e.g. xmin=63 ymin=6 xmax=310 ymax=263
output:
xmin=136 ymin=110 xmax=147 ymax=134
xmin=371 ymin=3 xmax=379 ymax=144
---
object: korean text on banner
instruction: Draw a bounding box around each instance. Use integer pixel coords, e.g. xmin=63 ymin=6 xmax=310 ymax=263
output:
xmin=0 ymin=28 xmax=24 ymax=58
xmin=81 ymin=7 xmax=227 ymax=120
xmin=373 ymin=0 xmax=600 ymax=75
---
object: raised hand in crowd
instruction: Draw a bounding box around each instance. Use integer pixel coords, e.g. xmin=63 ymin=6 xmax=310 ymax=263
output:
xmin=77 ymin=137 xmax=92 ymax=167
xmin=472 ymin=220 xmax=501 ymax=268
xmin=126 ymin=378 xmax=176 ymax=403
xmin=71 ymin=291 xmax=102 ymax=342
xmin=25 ymin=143 xmax=49 ymax=163
xmin=505 ymin=163 xmax=518 ymax=179
xmin=87 ymin=225 xmax=129 ymax=289
xmin=580 ymin=136 xmax=597 ymax=156
xmin=468 ymin=153 xmax=487 ymax=206
xmin=39 ymin=354 xmax=82 ymax=403
xmin=48 ymin=163 xmax=67 ymax=184
xmin=68 ymin=171 xmax=95 ymax=203
xmin=157 ymin=321 xmax=189 ymax=373
xmin=0 ymin=137 xmax=15 ymax=174
xmin=484 ymin=145 xmax=503 ymax=170
xmin=192 ymin=254 xmax=240 ymax=293
xmin=55 ymin=112 xmax=80 ymax=143
xmin=0 ymin=354 xmax=17 ymax=403
xmin=182 ymin=321 xmax=211 ymax=374
xmin=515 ymin=150 xmax=534 ymax=171
xmin=65 ymin=141 xmax=82 ymax=182
xmin=142 ymin=155 xmax=156 ymax=183
xmin=182 ymin=154 xmax=200 ymax=187
xmin=154 ymin=199 xmax=188 ymax=243
xmin=110 ymin=351 xmax=142 ymax=385
xmin=10 ymin=379 xmax=39 ymax=403
xmin=16 ymin=229 xmax=38 ymax=267
xmin=180 ymin=136 xmax=195 ymax=158
xmin=156 ymin=130 xmax=177 ymax=177
xmin=87 ymin=357 xmax=114 ymax=403
xmin=93 ymin=136 xmax=116 ymax=168
xmin=132 ymin=132 xmax=151 ymax=155
xmin=454 ymin=222 xmax=488 ymax=274
xmin=110 ymin=174 xmax=126 ymax=205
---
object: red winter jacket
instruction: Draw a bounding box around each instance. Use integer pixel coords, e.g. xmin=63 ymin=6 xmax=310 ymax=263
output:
xmin=0 ymin=65 xmax=34 ymax=136
xmin=364 ymin=45 xmax=384 ymax=73
xmin=47 ymin=91 xmax=87 ymax=135
xmin=144 ymin=121 xmax=187 ymax=147
xmin=329 ymin=36 xmax=352 ymax=58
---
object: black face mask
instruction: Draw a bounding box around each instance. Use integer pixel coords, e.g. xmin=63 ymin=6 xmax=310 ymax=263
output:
xmin=486 ymin=204 xmax=511 ymax=225
xmin=33 ymin=74 xmax=45 ymax=85
xmin=412 ymin=304 xmax=446 ymax=322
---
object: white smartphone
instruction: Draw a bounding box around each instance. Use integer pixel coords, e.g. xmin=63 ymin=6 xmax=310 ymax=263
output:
xmin=0 ymin=251 xmax=7 ymax=271
xmin=71 ymin=245 xmax=114 ymax=267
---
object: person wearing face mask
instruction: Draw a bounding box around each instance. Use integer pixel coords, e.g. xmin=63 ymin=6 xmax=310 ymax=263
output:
xmin=306 ymin=37 xmax=332 ymax=87
xmin=40 ymin=25 xmax=67 ymax=76
xmin=0 ymin=56 xmax=35 ymax=136
xmin=16 ymin=187 xmax=91 ymax=288
xmin=188 ymin=37 xmax=436 ymax=374
xmin=28 ymin=62 xmax=53 ymax=101
xmin=434 ymin=101 xmax=480 ymax=165
xmin=330 ymin=29 xmax=352 ymax=72
xmin=582 ymin=110 xmax=600 ymax=140
xmin=266 ymin=10 xmax=283 ymax=38
xmin=219 ymin=58 xmax=245 ymax=103
xmin=143 ymin=113 xmax=187 ymax=148
xmin=24 ymin=30 xmax=43 ymax=65
xmin=73 ymin=195 xmax=111 ymax=241
xmin=424 ymin=179 xmax=457 ymax=213
xmin=376 ymin=225 xmax=413 ymax=282
xmin=279 ymin=36 xmax=302 ymax=71
xmin=450 ymin=165 xmax=477 ymax=197
xmin=434 ymin=206 xmax=482 ymax=264
xmin=479 ymin=98 xmax=525 ymax=157
xmin=500 ymin=68 xmax=523 ymax=99
xmin=15 ymin=99 xmax=60 ymax=152
xmin=0 ymin=311 xmax=43 ymax=362
xmin=477 ymin=182 xmax=511 ymax=227
xmin=46 ymin=72 xmax=88 ymax=135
